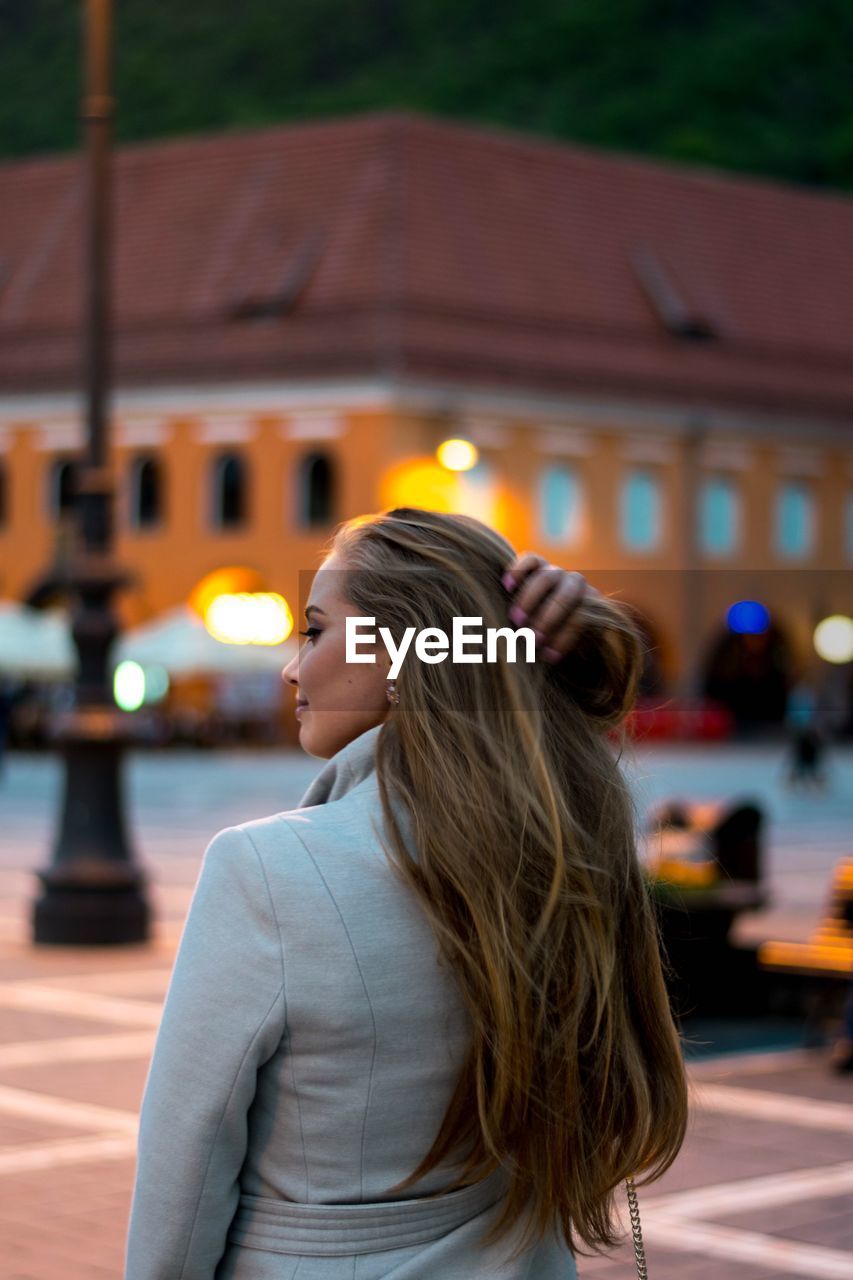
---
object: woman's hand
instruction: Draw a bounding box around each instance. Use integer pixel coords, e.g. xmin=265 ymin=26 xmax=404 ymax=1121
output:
xmin=502 ymin=553 xmax=599 ymax=664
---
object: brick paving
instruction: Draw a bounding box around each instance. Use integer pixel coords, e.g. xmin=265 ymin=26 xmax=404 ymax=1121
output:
xmin=0 ymin=742 xmax=850 ymax=1278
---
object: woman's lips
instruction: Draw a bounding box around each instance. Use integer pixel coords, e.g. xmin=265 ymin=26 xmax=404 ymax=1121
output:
xmin=295 ymin=701 xmax=309 ymax=718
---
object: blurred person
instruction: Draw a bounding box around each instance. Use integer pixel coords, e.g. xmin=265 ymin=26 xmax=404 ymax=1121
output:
xmin=125 ymin=507 xmax=688 ymax=1280
xmin=0 ymin=677 xmax=22 ymax=777
xmin=784 ymin=676 xmax=829 ymax=791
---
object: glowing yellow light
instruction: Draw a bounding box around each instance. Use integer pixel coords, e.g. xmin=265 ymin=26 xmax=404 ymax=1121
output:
xmin=114 ymin=660 xmax=146 ymax=711
xmin=189 ymin=566 xmax=267 ymax=619
xmin=205 ymin=593 xmax=294 ymax=645
xmin=379 ymin=459 xmax=458 ymax=512
xmin=813 ymin=614 xmax=853 ymax=664
xmin=437 ymin=438 xmax=479 ymax=472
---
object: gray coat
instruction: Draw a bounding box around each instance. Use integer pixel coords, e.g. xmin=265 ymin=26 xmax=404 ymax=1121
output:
xmin=124 ymin=722 xmax=578 ymax=1279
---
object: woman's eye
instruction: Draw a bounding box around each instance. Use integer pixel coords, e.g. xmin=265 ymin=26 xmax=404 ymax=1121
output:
xmin=298 ymin=627 xmax=321 ymax=643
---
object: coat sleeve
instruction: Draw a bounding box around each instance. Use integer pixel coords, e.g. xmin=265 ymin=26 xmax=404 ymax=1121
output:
xmin=124 ymin=825 xmax=286 ymax=1280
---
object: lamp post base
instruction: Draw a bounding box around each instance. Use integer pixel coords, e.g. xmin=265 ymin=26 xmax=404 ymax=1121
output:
xmin=33 ymin=873 xmax=150 ymax=946
xmin=33 ymin=707 xmax=152 ymax=946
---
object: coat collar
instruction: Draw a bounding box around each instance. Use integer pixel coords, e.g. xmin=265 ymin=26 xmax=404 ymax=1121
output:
xmin=296 ymin=721 xmax=384 ymax=808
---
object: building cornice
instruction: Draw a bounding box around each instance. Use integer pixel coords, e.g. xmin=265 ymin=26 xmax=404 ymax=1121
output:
xmin=0 ymin=376 xmax=851 ymax=448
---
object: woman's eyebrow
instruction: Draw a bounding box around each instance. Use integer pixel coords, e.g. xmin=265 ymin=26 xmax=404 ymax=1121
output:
xmin=305 ymin=605 xmax=327 ymax=619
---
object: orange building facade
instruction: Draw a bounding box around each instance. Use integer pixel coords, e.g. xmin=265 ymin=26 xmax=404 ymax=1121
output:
xmin=2 ymin=111 xmax=853 ymax=726
xmin=2 ymin=380 xmax=851 ymax=712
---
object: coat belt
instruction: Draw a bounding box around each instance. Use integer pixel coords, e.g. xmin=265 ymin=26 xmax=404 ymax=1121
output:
xmin=226 ymin=1167 xmax=511 ymax=1256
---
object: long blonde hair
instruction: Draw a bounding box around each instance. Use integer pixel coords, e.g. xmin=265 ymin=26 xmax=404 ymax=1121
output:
xmin=326 ymin=506 xmax=688 ymax=1262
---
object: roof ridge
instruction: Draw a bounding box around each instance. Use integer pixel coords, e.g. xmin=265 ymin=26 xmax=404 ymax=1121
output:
xmin=3 ymin=108 xmax=852 ymax=211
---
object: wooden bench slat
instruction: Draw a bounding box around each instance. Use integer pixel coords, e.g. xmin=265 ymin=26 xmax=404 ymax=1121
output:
xmin=758 ymin=858 xmax=853 ymax=979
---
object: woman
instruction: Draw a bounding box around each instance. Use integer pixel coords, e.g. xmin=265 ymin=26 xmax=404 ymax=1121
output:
xmin=125 ymin=507 xmax=688 ymax=1280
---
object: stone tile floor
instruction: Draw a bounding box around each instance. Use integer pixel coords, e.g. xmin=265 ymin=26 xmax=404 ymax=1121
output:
xmin=0 ymin=916 xmax=850 ymax=1279
xmin=0 ymin=741 xmax=851 ymax=1277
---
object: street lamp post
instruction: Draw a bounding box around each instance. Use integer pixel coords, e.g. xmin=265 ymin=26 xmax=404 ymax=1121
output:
xmin=32 ymin=0 xmax=150 ymax=944
xmin=678 ymin=417 xmax=707 ymax=706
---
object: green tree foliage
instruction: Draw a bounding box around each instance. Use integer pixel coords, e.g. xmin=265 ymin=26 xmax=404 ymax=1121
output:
xmin=1 ymin=0 xmax=852 ymax=190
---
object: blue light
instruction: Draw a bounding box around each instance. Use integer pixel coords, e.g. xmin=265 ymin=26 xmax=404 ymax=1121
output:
xmin=727 ymin=600 xmax=770 ymax=635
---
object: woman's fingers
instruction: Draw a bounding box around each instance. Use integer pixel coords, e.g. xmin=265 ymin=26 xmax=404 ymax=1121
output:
xmin=504 ymin=557 xmax=588 ymax=629
xmin=540 ymin=611 xmax=588 ymax=662
xmin=525 ymin=571 xmax=589 ymax=635
xmin=531 ymin=575 xmax=591 ymax=661
xmin=502 ymin=552 xmax=547 ymax=594
xmin=502 ymin=554 xmax=597 ymax=660
xmin=508 ymin=565 xmax=567 ymax=626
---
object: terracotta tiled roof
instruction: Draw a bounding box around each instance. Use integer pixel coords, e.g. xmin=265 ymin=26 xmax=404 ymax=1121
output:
xmin=2 ymin=110 xmax=853 ymax=420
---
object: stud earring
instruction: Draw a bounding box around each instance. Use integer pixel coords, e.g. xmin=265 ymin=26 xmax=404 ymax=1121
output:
xmin=386 ymin=680 xmax=400 ymax=705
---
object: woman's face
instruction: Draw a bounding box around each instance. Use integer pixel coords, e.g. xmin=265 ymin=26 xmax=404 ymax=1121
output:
xmin=281 ymin=552 xmax=392 ymax=759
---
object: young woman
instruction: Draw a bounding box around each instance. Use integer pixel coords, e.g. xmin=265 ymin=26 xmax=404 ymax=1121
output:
xmin=125 ymin=507 xmax=688 ymax=1280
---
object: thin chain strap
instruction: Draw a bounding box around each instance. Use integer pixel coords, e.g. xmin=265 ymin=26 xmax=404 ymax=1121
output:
xmin=625 ymin=1176 xmax=648 ymax=1279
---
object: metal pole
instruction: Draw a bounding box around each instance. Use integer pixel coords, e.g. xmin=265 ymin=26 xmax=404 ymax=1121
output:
xmin=85 ymin=0 xmax=110 ymax=475
xmin=678 ymin=418 xmax=706 ymax=705
xmin=32 ymin=0 xmax=150 ymax=944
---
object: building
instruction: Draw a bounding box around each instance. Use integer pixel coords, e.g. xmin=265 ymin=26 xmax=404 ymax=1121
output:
xmin=1 ymin=111 xmax=852 ymax=727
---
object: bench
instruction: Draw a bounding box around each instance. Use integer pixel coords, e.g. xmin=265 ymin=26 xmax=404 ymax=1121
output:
xmin=758 ymin=859 xmax=853 ymax=979
xmin=757 ymin=860 xmax=853 ymax=1039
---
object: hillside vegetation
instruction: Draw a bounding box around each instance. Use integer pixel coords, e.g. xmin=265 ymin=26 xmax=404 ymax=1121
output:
xmin=1 ymin=0 xmax=852 ymax=191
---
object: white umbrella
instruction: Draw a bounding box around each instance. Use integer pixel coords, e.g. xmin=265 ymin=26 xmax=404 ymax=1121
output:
xmin=0 ymin=602 xmax=76 ymax=679
xmin=112 ymin=604 xmax=297 ymax=676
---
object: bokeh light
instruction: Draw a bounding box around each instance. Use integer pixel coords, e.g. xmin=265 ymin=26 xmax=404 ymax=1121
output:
xmin=205 ymin=592 xmax=294 ymax=645
xmin=726 ymin=600 xmax=770 ymax=634
xmin=436 ymin=438 xmax=479 ymax=471
xmin=113 ymin=660 xmax=146 ymax=711
xmin=188 ymin=566 xmax=267 ymax=619
xmin=379 ymin=458 xmax=458 ymax=511
xmin=813 ymin=614 xmax=853 ymax=664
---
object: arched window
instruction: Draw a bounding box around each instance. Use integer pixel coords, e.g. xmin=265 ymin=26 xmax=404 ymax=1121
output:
xmin=129 ymin=455 xmax=164 ymax=530
xmin=699 ymin=474 xmax=740 ymax=556
xmin=296 ymin=451 xmax=335 ymax=527
xmin=538 ymin=463 xmax=584 ymax=545
xmin=775 ymin=480 xmax=814 ymax=559
xmin=0 ymin=459 xmax=7 ymax=528
xmin=48 ymin=458 xmax=80 ymax=519
xmin=211 ymin=452 xmax=248 ymax=529
xmin=620 ymin=468 xmax=662 ymax=552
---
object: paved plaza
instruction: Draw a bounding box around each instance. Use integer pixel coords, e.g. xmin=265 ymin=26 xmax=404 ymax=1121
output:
xmin=0 ymin=740 xmax=851 ymax=1279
